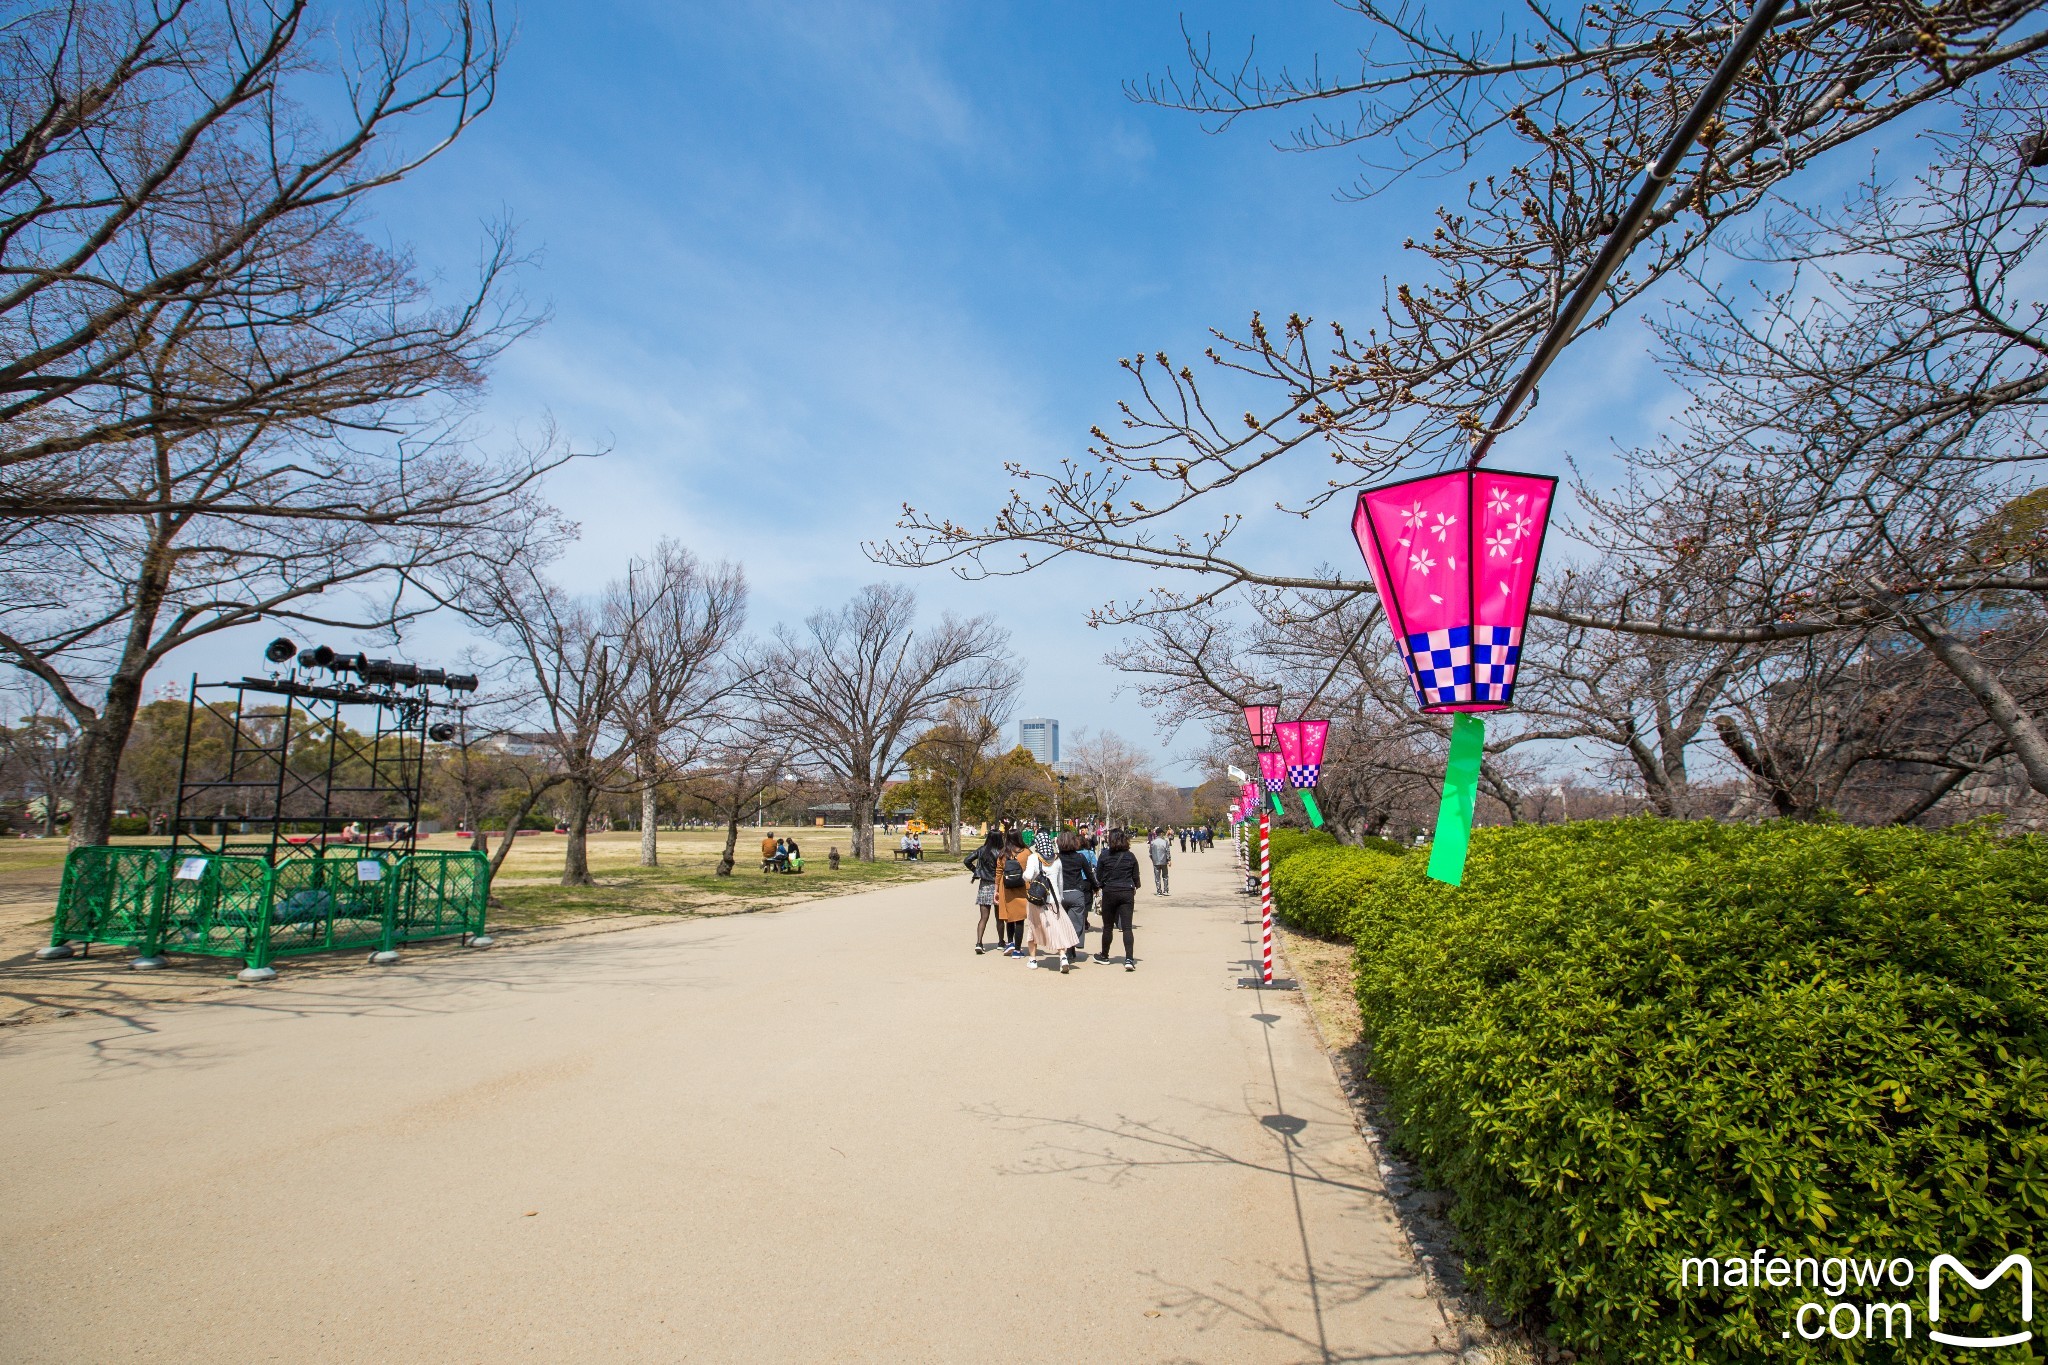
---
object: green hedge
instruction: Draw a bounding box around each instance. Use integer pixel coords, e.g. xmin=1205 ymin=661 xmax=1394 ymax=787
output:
xmin=1267 ymin=826 xmax=1338 ymax=869
xmin=1272 ymin=844 xmax=1404 ymax=939
xmin=1347 ymin=818 xmax=2048 ymax=1361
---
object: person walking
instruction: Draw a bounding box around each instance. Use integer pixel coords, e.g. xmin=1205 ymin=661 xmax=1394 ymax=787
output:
xmin=1080 ymin=830 xmax=1100 ymax=935
xmin=967 ymin=829 xmax=1002 ymax=954
xmin=1148 ymin=827 xmax=1172 ymax=895
xmin=1056 ymin=831 xmax=1094 ymax=969
xmin=993 ymin=828 xmax=1030 ymax=955
xmin=1093 ymin=828 xmax=1142 ymax=970
xmin=1177 ymin=827 xmax=1188 ymax=853
xmin=1020 ymin=831 xmax=1077 ymax=971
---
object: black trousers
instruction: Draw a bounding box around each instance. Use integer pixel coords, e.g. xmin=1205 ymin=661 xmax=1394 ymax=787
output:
xmin=1098 ymin=888 xmax=1135 ymax=959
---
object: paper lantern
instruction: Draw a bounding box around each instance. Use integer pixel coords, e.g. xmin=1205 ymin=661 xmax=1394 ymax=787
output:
xmin=1241 ymin=780 xmax=1259 ymax=811
xmin=1274 ymin=720 xmax=1328 ymax=789
xmin=1257 ymin=749 xmax=1285 ymax=794
xmin=1242 ymin=703 xmax=1279 ymax=750
xmin=1274 ymin=719 xmax=1330 ymax=828
xmin=1351 ymin=468 xmax=1557 ymax=713
xmin=1353 ymin=467 xmax=1557 ymax=887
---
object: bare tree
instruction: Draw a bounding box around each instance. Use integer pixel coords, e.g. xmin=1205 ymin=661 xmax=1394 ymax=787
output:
xmin=0 ymin=0 xmax=513 ymax=509
xmin=0 ymin=0 xmax=571 ymax=848
xmin=1062 ymin=729 xmax=1156 ymax=829
xmin=901 ymin=695 xmax=1012 ymax=853
xmin=610 ymin=542 xmax=748 ymax=867
xmin=470 ymin=562 xmax=649 ymax=887
xmin=755 ymin=584 xmax=1016 ymax=861
xmin=684 ymin=724 xmax=791 ymax=877
xmin=876 ymin=3 xmax=2044 ymax=620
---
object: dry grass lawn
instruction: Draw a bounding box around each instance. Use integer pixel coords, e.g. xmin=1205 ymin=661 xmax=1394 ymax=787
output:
xmin=0 ymin=827 xmax=960 ymax=1029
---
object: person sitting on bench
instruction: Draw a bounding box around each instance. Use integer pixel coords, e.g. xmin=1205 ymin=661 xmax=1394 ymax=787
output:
xmin=761 ymin=831 xmax=783 ymax=873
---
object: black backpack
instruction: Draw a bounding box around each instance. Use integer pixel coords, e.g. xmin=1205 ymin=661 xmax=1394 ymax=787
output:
xmin=1001 ymin=854 xmax=1025 ymax=889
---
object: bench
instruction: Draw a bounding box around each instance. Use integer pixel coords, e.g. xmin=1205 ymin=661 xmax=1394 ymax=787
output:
xmin=891 ymin=849 xmax=925 ymax=860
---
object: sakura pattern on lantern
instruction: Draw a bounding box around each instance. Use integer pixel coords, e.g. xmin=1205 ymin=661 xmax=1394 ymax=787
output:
xmin=1351 ymin=467 xmax=1558 ymax=713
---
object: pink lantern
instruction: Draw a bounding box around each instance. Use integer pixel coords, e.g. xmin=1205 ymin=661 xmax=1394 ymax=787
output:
xmin=1241 ymin=780 xmax=1259 ymax=810
xmin=1274 ymin=720 xmax=1329 ymax=789
xmin=1242 ymin=703 xmax=1279 ymax=750
xmin=1351 ymin=468 xmax=1557 ymax=713
xmin=1257 ymin=749 xmax=1285 ymax=794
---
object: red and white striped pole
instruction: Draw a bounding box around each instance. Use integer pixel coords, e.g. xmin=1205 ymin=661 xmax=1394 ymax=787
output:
xmin=1258 ymin=809 xmax=1274 ymax=984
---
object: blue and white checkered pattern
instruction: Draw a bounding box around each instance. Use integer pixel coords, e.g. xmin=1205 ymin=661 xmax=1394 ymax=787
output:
xmin=1469 ymin=625 xmax=1522 ymax=702
xmin=1263 ymin=776 xmax=1284 ymax=793
xmin=1287 ymin=764 xmax=1321 ymax=789
xmin=1400 ymin=625 xmax=1523 ymax=707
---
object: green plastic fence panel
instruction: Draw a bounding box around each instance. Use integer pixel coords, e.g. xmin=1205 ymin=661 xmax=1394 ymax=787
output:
xmin=49 ymin=843 xmax=488 ymax=967
xmin=158 ymin=854 xmax=276 ymax=962
xmin=51 ymin=846 xmax=170 ymax=949
xmin=264 ymin=853 xmax=386 ymax=958
xmin=392 ymin=852 xmax=488 ymax=942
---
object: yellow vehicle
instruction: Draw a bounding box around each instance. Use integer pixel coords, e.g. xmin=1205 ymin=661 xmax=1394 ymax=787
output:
xmin=904 ymin=818 xmax=929 ymax=837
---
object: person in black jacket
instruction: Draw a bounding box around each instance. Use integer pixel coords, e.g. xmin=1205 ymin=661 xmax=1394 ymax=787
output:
xmin=1055 ymin=830 xmax=1094 ymax=968
xmin=1092 ymin=827 xmax=1142 ymax=970
xmin=967 ymin=828 xmax=1002 ymax=954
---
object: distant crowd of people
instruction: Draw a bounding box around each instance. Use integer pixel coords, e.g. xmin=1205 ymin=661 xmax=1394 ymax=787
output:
xmin=961 ymin=822 xmax=1212 ymax=973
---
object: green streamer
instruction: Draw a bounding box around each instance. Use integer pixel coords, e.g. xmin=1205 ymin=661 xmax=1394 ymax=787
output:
xmin=1426 ymin=714 xmax=1485 ymax=886
xmin=1300 ymin=791 xmax=1324 ymax=828
xmin=1269 ymin=792 xmax=1286 ymax=817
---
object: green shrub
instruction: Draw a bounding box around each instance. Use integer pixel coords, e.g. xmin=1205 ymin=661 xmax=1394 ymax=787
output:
xmin=1346 ymin=818 xmax=2048 ymax=1362
xmin=1272 ymin=844 xmax=1403 ymax=939
xmin=106 ymin=816 xmax=152 ymax=836
xmin=1267 ymin=826 xmax=1339 ymax=869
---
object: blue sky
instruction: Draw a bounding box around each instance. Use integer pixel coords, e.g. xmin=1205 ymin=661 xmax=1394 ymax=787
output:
xmin=179 ymin=1 xmax=1688 ymax=779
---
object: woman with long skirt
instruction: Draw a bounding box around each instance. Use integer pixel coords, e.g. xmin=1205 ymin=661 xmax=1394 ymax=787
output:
xmin=1023 ymin=831 xmax=1079 ymax=972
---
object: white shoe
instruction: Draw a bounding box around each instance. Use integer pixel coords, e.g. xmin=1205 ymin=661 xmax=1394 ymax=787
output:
xmin=1026 ymin=958 xmax=1038 ymax=969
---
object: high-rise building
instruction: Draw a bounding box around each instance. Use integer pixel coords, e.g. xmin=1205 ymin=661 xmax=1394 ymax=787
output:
xmin=1018 ymin=717 xmax=1059 ymax=765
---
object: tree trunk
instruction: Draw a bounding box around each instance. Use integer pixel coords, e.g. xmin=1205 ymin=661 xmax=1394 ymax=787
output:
xmin=488 ymin=780 xmax=559 ymax=883
xmin=850 ymin=780 xmax=875 ymax=860
xmin=718 ymin=809 xmax=741 ymax=876
xmin=473 ymin=826 xmax=491 ymax=861
xmin=639 ymin=779 xmax=660 ymax=867
xmin=562 ymin=783 xmax=596 ymax=886
xmin=1903 ymin=613 xmax=2048 ymax=799
xmin=947 ymin=781 xmax=963 ymax=855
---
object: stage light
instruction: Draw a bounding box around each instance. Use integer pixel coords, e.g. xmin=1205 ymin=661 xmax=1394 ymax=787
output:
xmin=387 ymin=662 xmax=419 ymax=686
xmin=446 ymin=674 xmax=479 ymax=693
xmin=298 ymin=645 xmax=337 ymax=669
xmin=264 ymin=637 xmax=298 ymax=664
xmin=359 ymin=658 xmax=395 ymax=686
xmin=418 ymin=668 xmax=447 ymax=687
xmin=428 ymin=722 xmax=458 ymax=742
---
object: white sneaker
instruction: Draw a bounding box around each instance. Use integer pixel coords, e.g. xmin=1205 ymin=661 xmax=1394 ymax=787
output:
xmin=1026 ymin=958 xmax=1039 ymax=969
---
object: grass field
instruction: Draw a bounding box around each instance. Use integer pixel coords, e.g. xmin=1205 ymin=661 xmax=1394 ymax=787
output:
xmin=0 ymin=826 xmax=963 ymax=966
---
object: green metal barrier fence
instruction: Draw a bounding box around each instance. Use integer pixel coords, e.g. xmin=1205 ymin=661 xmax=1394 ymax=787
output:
xmin=47 ymin=845 xmax=489 ymax=970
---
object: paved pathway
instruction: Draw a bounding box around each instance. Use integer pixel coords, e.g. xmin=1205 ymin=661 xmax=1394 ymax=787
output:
xmin=0 ymin=849 xmax=1453 ymax=1363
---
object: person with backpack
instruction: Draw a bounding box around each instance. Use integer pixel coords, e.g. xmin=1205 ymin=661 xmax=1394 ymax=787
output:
xmin=1093 ymin=828 xmax=1142 ymax=971
xmin=1148 ymin=828 xmax=1173 ymax=895
xmin=1021 ymin=830 xmax=1079 ymax=972
xmin=993 ymin=828 xmax=1030 ymax=955
xmin=1056 ymin=830 xmax=1094 ymax=969
xmin=967 ymin=828 xmax=1003 ymax=954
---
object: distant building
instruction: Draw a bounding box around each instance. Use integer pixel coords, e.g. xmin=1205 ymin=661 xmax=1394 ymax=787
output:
xmin=1019 ymin=717 xmax=1059 ymax=765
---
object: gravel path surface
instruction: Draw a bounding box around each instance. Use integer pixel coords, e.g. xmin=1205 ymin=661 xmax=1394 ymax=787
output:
xmin=0 ymin=849 xmax=1454 ymax=1364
